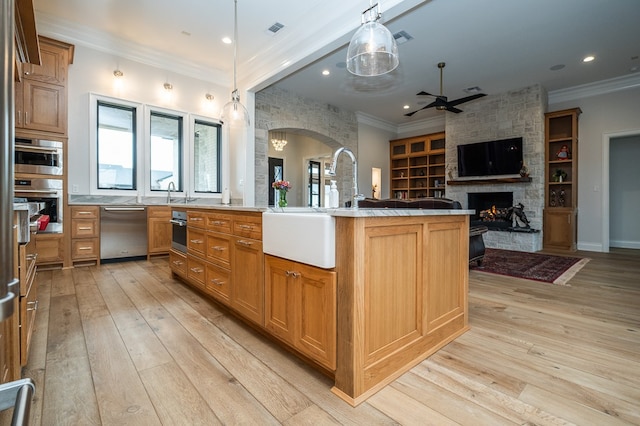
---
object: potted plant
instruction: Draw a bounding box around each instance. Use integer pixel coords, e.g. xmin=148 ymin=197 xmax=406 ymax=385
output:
xmin=554 ymin=169 xmax=567 ymax=182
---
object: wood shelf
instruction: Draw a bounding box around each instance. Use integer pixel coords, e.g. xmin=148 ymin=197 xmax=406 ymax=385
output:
xmin=447 ymin=177 xmax=532 ymax=185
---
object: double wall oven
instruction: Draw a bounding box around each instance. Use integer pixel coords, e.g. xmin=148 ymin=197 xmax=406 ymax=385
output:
xmin=14 ymin=137 xmax=64 ymax=234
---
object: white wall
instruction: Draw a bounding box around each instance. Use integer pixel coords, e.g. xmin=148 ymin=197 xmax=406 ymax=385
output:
xmin=550 ymin=86 xmax=640 ymax=251
xmin=356 ymin=121 xmax=397 ymax=200
xmin=67 ymin=45 xmax=229 ymax=195
xmin=609 ymin=135 xmax=640 ymax=248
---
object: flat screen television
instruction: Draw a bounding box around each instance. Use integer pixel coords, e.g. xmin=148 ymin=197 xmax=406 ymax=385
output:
xmin=457 ymin=137 xmax=523 ymax=177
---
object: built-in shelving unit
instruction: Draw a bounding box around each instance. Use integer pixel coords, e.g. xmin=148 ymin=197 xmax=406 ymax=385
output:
xmin=390 ymin=132 xmax=446 ymax=199
xmin=543 ymin=107 xmax=581 ymax=251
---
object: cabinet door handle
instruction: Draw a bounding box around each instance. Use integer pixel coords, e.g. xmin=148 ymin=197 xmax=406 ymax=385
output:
xmin=236 ymin=240 xmax=253 ymax=246
xmin=285 ymin=270 xmax=300 ymax=278
xmin=25 ymin=111 xmax=29 ymax=124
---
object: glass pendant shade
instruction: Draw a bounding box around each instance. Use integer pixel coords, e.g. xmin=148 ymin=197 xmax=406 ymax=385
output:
xmin=346 ymin=20 xmax=399 ymax=77
xmin=221 ymin=90 xmax=250 ymax=128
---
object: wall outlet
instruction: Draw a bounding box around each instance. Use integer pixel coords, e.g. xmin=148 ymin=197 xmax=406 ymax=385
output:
xmin=72 ymin=184 xmax=79 ymax=193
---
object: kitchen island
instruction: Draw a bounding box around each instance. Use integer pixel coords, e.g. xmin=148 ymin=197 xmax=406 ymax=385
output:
xmin=169 ymin=205 xmax=471 ymax=406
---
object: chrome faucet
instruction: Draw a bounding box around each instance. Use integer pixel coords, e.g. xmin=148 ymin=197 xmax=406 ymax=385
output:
xmin=167 ymin=181 xmax=176 ymax=204
xmin=329 ymin=147 xmax=364 ymax=208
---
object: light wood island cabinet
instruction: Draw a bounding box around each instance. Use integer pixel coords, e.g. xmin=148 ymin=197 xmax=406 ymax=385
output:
xmin=70 ymin=205 xmax=99 ymax=265
xmin=170 ymin=207 xmax=470 ymax=406
xmin=147 ymin=206 xmax=171 ymax=258
xmin=265 ymin=255 xmax=336 ymax=370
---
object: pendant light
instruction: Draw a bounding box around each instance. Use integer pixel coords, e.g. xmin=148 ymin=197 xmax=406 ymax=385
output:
xmin=346 ymin=1 xmax=399 ymax=77
xmin=221 ymin=0 xmax=250 ymax=127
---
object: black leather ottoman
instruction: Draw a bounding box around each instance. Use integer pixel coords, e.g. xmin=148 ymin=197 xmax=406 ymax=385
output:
xmin=469 ymin=225 xmax=488 ymax=266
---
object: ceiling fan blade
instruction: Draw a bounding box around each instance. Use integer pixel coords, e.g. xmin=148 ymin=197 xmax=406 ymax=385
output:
xmin=445 ymin=106 xmax=464 ymax=113
xmin=404 ymin=101 xmax=438 ymax=117
xmin=447 ymin=93 xmax=487 ymax=107
xmin=416 ymin=91 xmax=436 ymax=97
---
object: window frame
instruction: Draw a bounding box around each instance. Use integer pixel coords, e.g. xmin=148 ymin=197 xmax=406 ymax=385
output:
xmin=89 ymin=94 xmax=224 ymax=200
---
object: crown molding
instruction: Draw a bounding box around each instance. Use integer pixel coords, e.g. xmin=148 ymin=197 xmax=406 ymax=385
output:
xmin=397 ymin=115 xmax=446 ymax=135
xmin=355 ymin=112 xmax=398 ymax=133
xmin=36 ymin=12 xmax=228 ymax=84
xmin=549 ymin=73 xmax=640 ymax=105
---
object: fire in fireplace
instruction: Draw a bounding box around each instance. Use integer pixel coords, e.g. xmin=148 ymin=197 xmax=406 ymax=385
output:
xmin=468 ymin=192 xmax=513 ymax=230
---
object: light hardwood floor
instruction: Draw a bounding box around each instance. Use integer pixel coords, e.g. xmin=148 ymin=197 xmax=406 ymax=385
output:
xmin=6 ymin=248 xmax=640 ymax=425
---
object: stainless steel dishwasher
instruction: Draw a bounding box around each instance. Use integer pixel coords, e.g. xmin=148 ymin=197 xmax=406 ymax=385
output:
xmin=100 ymin=206 xmax=148 ymax=262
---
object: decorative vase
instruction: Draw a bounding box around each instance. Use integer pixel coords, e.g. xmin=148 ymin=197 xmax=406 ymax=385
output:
xmin=278 ymin=190 xmax=288 ymax=208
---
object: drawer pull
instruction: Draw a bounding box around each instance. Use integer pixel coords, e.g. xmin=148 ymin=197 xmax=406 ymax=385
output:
xmin=172 ymin=260 xmax=184 ymax=266
xmin=78 ymin=247 xmax=93 ymax=251
xmin=78 ymin=226 xmax=93 ymax=230
xmin=212 ymin=220 xmax=227 ymax=226
xmin=285 ymin=271 xmax=301 ymax=278
xmin=27 ymin=301 xmax=38 ymax=311
xmin=236 ymin=240 xmax=253 ymax=246
xmin=190 ymin=239 xmax=204 ymax=244
xmin=25 ymin=254 xmax=37 ymax=261
xmin=190 ymin=267 xmax=204 ymax=273
xmin=190 ymin=217 xmax=203 ymax=222
xmin=212 ymin=246 xmax=226 ymax=251
xmin=77 ymin=211 xmax=93 ymax=215
xmin=238 ymin=224 xmax=254 ymax=230
xmin=210 ymin=278 xmax=225 ymax=286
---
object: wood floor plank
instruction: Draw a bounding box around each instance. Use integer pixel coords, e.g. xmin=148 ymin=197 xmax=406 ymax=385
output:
xmin=138 ymin=361 xmax=221 ymax=425
xmin=22 ymin=248 xmax=640 ymax=425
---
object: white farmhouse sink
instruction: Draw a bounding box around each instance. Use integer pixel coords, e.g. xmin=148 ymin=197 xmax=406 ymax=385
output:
xmin=262 ymin=211 xmax=335 ymax=268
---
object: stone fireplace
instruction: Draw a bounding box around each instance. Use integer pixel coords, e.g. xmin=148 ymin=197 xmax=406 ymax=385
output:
xmin=468 ymin=192 xmax=514 ymax=229
xmin=444 ymin=84 xmax=547 ymax=252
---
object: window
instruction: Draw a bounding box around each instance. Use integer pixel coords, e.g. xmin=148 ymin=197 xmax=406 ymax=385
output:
xmin=97 ymin=101 xmax=136 ymax=190
xmin=150 ymin=111 xmax=183 ymax=191
xmin=193 ymin=119 xmax=222 ymax=193
xmin=91 ymin=94 xmax=223 ymax=198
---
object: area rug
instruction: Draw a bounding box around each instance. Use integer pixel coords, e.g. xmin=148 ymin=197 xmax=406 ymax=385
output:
xmin=471 ymin=248 xmax=590 ymax=286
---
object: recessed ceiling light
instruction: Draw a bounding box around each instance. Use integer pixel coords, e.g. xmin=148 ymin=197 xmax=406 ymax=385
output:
xmin=222 ymin=37 xmax=232 ymax=44
xmin=583 ymin=55 xmax=595 ymax=63
xmin=322 ymin=70 xmax=330 ymax=76
xmin=403 ymin=105 xmax=410 ymax=110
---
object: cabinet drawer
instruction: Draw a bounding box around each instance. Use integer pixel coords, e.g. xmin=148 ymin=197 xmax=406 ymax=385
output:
xmin=169 ymin=250 xmax=187 ymax=277
xmin=71 ymin=219 xmax=98 ymax=238
xmin=187 ymin=211 xmax=207 ymax=229
xmin=233 ymin=215 xmax=262 ymax=240
xmin=72 ymin=239 xmax=99 ymax=259
xmin=205 ymin=263 xmax=231 ymax=304
xmin=206 ymin=232 xmax=231 ymax=267
xmin=187 ymin=257 xmax=206 ymax=288
xmin=206 ymin=213 xmax=233 ymax=233
xmin=71 ymin=206 xmax=99 ymax=219
xmin=187 ymin=228 xmax=206 ymax=256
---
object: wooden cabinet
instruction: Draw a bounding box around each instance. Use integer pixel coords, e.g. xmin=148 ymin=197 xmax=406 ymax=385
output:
xmin=265 ymin=255 xmax=336 ymax=370
xmin=147 ymin=206 xmax=171 ymax=258
xmin=70 ymin=206 xmax=99 ymax=264
xmin=15 ymin=36 xmax=73 ymax=135
xmin=544 ymin=108 xmax=581 ymax=251
xmin=169 ymin=250 xmax=187 ymax=278
xmin=390 ymin=132 xmax=446 ymax=199
xmin=231 ymin=231 xmax=264 ymax=326
xmin=35 ymin=233 xmax=64 ymax=265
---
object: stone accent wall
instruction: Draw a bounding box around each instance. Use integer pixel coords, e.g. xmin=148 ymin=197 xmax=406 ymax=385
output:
xmin=254 ymin=86 xmax=358 ymax=206
xmin=445 ymin=84 xmax=547 ymax=252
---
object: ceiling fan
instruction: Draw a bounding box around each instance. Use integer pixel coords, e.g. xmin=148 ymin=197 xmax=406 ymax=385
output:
xmin=405 ymin=62 xmax=486 ymax=117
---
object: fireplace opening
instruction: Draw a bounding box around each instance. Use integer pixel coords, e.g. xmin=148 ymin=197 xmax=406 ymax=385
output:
xmin=468 ymin=192 xmax=513 ymax=230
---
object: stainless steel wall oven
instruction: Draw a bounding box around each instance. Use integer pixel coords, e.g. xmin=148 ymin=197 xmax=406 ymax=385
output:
xmin=14 ymin=178 xmax=63 ymax=234
xmin=170 ymin=210 xmax=187 ymax=253
xmin=14 ymin=138 xmax=63 ymax=176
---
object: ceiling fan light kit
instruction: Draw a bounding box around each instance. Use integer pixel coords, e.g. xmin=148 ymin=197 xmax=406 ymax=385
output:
xmin=405 ymin=62 xmax=487 ymax=117
xmin=221 ymin=0 xmax=250 ymax=128
xmin=346 ymin=1 xmax=399 ymax=77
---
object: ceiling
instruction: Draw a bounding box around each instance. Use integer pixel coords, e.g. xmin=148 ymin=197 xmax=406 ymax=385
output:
xmin=34 ymin=0 xmax=640 ymax=125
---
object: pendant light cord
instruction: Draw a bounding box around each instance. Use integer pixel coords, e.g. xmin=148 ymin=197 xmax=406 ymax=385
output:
xmin=232 ymin=0 xmax=239 ymax=98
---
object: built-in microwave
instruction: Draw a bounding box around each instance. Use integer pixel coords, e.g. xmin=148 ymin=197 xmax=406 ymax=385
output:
xmin=14 ymin=178 xmax=63 ymax=234
xmin=15 ymin=137 xmax=63 ymax=176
